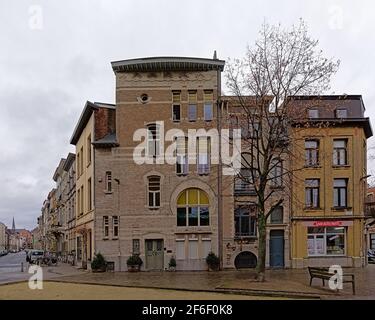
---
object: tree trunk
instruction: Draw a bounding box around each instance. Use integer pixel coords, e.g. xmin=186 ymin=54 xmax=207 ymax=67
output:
xmin=256 ymin=213 xmax=266 ymax=281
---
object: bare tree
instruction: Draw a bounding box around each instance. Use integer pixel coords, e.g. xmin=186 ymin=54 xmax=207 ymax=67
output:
xmin=225 ymin=19 xmax=340 ymax=281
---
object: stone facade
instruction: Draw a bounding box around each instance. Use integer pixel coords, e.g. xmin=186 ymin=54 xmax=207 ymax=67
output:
xmin=34 ymin=56 xmax=372 ymax=272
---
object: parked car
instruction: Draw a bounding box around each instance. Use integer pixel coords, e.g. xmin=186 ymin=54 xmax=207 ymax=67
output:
xmin=0 ymin=250 xmax=8 ymax=257
xmin=26 ymin=250 xmax=44 ymax=264
xmin=368 ymin=249 xmax=375 ymax=264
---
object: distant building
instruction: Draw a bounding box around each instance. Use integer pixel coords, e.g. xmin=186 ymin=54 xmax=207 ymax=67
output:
xmin=0 ymin=222 xmax=6 ymax=251
xmin=365 ymin=187 xmax=375 ymax=254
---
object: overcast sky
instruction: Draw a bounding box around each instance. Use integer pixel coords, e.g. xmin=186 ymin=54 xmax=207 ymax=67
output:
xmin=1 ymin=0 xmax=374 ymax=230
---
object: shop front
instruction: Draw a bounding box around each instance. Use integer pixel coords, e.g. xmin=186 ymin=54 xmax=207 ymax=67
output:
xmin=292 ymin=219 xmax=365 ymax=268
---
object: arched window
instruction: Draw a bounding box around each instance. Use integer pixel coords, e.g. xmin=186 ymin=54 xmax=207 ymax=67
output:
xmin=148 ymin=176 xmax=160 ymax=208
xmin=177 ymin=188 xmax=209 ymax=227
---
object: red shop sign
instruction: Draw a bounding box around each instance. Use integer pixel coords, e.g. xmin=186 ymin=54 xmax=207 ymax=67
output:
xmin=312 ymin=221 xmax=343 ymax=227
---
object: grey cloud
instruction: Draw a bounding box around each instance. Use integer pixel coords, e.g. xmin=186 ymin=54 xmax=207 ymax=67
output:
xmin=0 ymin=0 xmax=374 ymax=229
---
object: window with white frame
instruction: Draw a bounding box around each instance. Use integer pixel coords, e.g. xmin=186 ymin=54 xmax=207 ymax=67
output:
xmin=203 ymin=90 xmax=213 ymax=121
xmin=105 ymin=171 xmax=112 ymax=192
xmin=112 ymin=216 xmax=119 ymax=238
xmin=305 ymin=139 xmax=319 ymax=166
xmin=270 ymin=206 xmax=283 ymax=224
xmin=202 ymin=239 xmax=211 ymax=258
xmin=197 ymin=137 xmax=210 ymax=174
xmin=305 ymin=179 xmax=320 ymax=208
xmin=87 ymin=178 xmax=92 ymax=211
xmin=335 ymin=108 xmax=348 ymax=118
xmin=308 ymin=109 xmax=319 ymax=119
xmin=172 ymin=91 xmax=181 ymax=121
xmin=333 ymin=178 xmax=348 ymax=207
xmin=132 ymin=239 xmax=140 ymax=254
xmin=172 ymin=105 xmax=181 ymax=122
xmin=176 ymin=239 xmax=185 ymax=260
xmin=234 ymin=205 xmax=257 ymax=237
xmin=87 ymin=134 xmax=92 ymax=165
xmin=103 ymin=216 xmax=109 ymax=238
xmin=235 ymin=152 xmax=255 ymax=193
xmin=188 ymin=91 xmax=197 ymax=121
xmin=148 ymin=176 xmax=161 ymax=208
xmin=333 ymin=139 xmax=348 ymax=166
xmin=147 ymin=123 xmax=160 ymax=158
xmin=188 ymin=239 xmax=198 ymax=259
xmin=176 ymin=136 xmax=188 ymax=175
xmin=270 ymin=158 xmax=283 ymax=187
xmin=177 ymin=188 xmax=209 ymax=227
xmin=307 ymin=227 xmax=346 ymax=256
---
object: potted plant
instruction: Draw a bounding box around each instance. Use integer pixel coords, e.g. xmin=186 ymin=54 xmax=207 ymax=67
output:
xmin=206 ymin=252 xmax=220 ymax=271
xmin=127 ymin=254 xmax=143 ymax=272
xmin=168 ymin=256 xmax=177 ymax=271
xmin=91 ymin=252 xmax=107 ymax=272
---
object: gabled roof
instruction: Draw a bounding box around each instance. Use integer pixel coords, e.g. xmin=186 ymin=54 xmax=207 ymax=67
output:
xmin=92 ymin=132 xmax=119 ymax=148
xmin=63 ymin=153 xmax=76 ymax=171
xmin=70 ymin=101 xmax=115 ymax=145
xmin=53 ymin=158 xmax=66 ymax=182
xmin=111 ymin=56 xmax=225 ymax=73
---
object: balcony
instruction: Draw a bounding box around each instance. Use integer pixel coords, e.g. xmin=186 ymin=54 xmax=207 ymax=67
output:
xmin=365 ymin=202 xmax=375 ymax=218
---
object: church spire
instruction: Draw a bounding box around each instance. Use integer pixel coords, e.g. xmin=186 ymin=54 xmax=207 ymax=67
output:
xmin=12 ymin=217 xmax=15 ymax=231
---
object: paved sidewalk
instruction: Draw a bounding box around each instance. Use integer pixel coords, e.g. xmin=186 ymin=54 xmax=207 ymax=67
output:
xmin=52 ymin=264 xmax=375 ymax=299
xmin=0 ymin=263 xmax=85 ymax=285
xmin=3 ymin=263 xmax=373 ymax=299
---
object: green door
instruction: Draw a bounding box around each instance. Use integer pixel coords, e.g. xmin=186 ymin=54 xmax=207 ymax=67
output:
xmin=145 ymin=239 xmax=164 ymax=270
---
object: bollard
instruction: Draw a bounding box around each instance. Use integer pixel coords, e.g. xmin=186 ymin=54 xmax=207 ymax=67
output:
xmin=21 ymin=262 xmax=24 ymax=272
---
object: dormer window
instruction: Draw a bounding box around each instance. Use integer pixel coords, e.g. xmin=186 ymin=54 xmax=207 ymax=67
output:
xmin=308 ymin=109 xmax=319 ymax=119
xmin=335 ymin=108 xmax=347 ymax=119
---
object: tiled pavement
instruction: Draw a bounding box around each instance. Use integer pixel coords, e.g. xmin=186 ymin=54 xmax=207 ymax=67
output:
xmin=52 ymin=264 xmax=375 ymax=299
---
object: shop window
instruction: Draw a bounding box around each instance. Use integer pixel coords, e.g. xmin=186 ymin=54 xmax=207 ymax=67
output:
xmin=307 ymin=227 xmax=345 ymax=256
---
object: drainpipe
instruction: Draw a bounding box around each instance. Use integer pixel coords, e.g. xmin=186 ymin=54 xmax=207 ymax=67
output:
xmin=115 ymin=178 xmax=121 ymax=271
xmin=216 ymin=67 xmax=223 ymax=269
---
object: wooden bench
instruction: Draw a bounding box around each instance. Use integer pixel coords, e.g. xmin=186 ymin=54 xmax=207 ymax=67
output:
xmin=308 ymin=267 xmax=355 ymax=294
